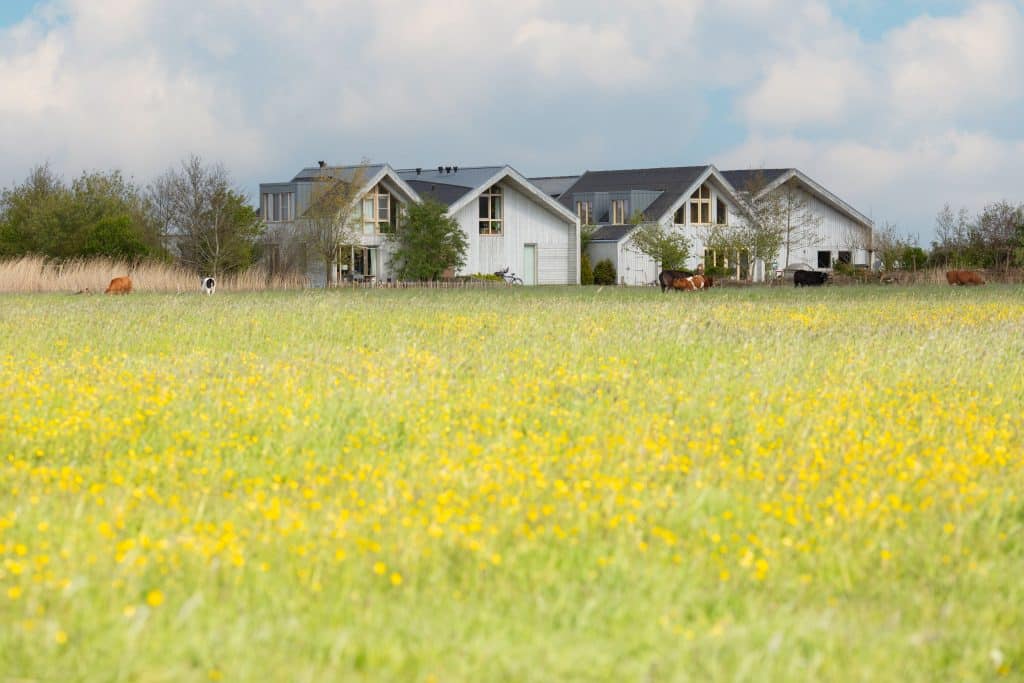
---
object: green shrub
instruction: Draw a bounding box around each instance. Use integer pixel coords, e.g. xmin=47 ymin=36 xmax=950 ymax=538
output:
xmin=593 ymin=259 xmax=616 ymax=285
xmin=580 ymin=253 xmax=594 ymax=285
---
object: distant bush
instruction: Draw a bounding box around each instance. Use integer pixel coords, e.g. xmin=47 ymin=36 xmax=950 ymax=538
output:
xmin=593 ymin=259 xmax=616 ymax=285
xmin=580 ymin=253 xmax=594 ymax=285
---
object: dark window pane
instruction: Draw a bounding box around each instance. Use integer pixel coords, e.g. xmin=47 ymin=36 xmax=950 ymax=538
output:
xmin=479 ymin=197 xmax=489 ymax=219
xmin=818 ymin=251 xmax=832 ymax=268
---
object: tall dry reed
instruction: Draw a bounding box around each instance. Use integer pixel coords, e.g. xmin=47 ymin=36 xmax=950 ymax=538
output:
xmin=0 ymin=256 xmax=308 ymax=293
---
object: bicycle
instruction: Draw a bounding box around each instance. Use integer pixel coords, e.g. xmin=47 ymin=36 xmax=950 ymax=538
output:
xmin=495 ymin=267 xmax=523 ymax=285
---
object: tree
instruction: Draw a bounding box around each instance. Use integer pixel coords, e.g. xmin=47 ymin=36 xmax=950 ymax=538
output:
xmin=730 ymin=171 xmax=786 ymax=270
xmin=627 ymin=221 xmax=691 ymax=271
xmin=0 ymin=165 xmax=161 ymax=260
xmin=931 ymin=204 xmax=974 ymax=268
xmin=388 ymin=199 xmax=467 ymax=281
xmin=580 ymin=252 xmax=594 ymax=285
xmin=303 ymin=164 xmax=368 ymax=287
xmin=777 ymin=184 xmax=822 ymax=268
xmin=0 ymin=164 xmax=67 ymax=256
xmin=975 ymin=201 xmax=1023 ymax=272
xmin=150 ymin=156 xmax=263 ymax=276
xmin=701 ymin=171 xmax=786 ymax=278
xmin=592 ymin=258 xmax=617 ymax=285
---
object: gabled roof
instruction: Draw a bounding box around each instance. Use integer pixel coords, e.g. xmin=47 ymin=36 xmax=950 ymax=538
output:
xmin=529 ymin=175 xmax=580 ymax=199
xmin=404 ymin=180 xmax=472 ymax=206
xmin=287 ymin=164 xmax=421 ymax=212
xmin=396 ymin=167 xmax=504 ymax=208
xmin=560 ymin=165 xmax=739 ymax=222
xmin=720 ymin=169 xmax=792 ymax=193
xmin=722 ymin=168 xmax=873 ymax=229
xmin=398 ymin=166 xmax=578 ymax=225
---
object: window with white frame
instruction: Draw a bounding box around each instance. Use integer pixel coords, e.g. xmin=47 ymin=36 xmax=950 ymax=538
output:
xmin=576 ymin=200 xmax=593 ymax=225
xmin=479 ymin=185 xmax=503 ymax=235
xmin=690 ymin=185 xmax=711 ymax=224
xmin=611 ymin=199 xmax=627 ymax=224
xmin=262 ymin=192 xmax=295 ymax=222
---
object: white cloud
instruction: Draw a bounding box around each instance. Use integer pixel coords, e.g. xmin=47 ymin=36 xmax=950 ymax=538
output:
xmin=0 ymin=0 xmax=1021 ymax=242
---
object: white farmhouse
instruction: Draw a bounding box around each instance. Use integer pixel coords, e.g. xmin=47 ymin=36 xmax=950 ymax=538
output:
xmin=548 ymin=165 xmax=874 ymax=284
xmin=397 ymin=166 xmax=580 ymax=285
xmin=259 ymin=163 xmax=579 ymax=286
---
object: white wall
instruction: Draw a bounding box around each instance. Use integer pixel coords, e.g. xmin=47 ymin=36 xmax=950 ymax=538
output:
xmin=453 ymin=181 xmax=578 ymax=284
xmin=775 ymin=184 xmax=873 ymax=270
xmin=617 ymin=243 xmax=658 ymax=285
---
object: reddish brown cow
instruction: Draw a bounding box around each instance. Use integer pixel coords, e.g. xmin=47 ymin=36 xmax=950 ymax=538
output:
xmin=670 ymin=274 xmax=705 ymax=290
xmin=105 ymin=276 xmax=133 ymax=294
xmin=945 ymin=270 xmax=985 ymax=286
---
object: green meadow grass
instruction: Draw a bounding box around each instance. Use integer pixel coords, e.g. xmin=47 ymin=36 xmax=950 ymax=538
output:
xmin=1 ymin=285 xmax=1022 ymax=682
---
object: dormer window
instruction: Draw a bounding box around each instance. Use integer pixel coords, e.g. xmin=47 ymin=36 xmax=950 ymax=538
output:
xmin=611 ymin=199 xmax=627 ymax=224
xmin=262 ymin=192 xmax=294 ymax=222
xmin=690 ymin=185 xmax=711 ymax=224
xmin=479 ymin=184 xmax=503 ymax=235
xmin=576 ymin=200 xmax=593 ymax=225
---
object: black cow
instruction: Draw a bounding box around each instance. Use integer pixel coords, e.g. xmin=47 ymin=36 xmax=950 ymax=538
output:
xmin=794 ymin=270 xmax=828 ymax=287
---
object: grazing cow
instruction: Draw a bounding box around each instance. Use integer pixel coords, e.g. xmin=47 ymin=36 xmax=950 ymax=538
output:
xmin=794 ymin=270 xmax=828 ymax=287
xmin=668 ymin=273 xmax=705 ymax=291
xmin=658 ymin=269 xmax=694 ymax=292
xmin=946 ymin=270 xmax=986 ymax=286
xmin=104 ymin=276 xmax=132 ymax=295
xmin=202 ymin=276 xmax=216 ymax=295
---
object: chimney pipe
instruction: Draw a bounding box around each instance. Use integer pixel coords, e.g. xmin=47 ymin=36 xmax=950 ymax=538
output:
xmin=416 ymin=167 xmax=422 ymax=175
xmin=453 ymin=165 xmax=459 ymax=173
xmin=318 ymin=160 xmax=326 ymax=168
xmin=445 ymin=166 xmax=452 ymax=174
xmin=437 ymin=165 xmax=443 ymax=174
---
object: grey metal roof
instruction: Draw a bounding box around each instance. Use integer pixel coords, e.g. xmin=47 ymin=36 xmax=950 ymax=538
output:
xmin=529 ymin=175 xmax=579 ymax=198
xmin=559 ymin=166 xmax=711 ymax=221
xmin=292 ymin=164 xmax=386 ymax=183
xmin=720 ymin=169 xmax=792 ymax=193
xmin=404 ymin=180 xmax=472 ymax=207
xmin=589 ymin=225 xmax=637 ymax=242
xmin=397 ymin=167 xmax=504 ymax=190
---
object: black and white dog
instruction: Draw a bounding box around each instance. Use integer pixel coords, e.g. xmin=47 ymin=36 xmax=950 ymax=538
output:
xmin=202 ymin=276 xmax=216 ymax=295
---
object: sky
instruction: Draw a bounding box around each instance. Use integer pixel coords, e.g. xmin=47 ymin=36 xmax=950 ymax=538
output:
xmin=1 ymin=0 xmax=1022 ymax=244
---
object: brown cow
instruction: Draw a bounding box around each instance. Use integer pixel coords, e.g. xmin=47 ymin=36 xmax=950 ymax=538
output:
xmin=670 ymin=274 xmax=705 ymax=290
xmin=105 ymin=276 xmax=133 ymax=294
xmin=945 ymin=270 xmax=985 ymax=286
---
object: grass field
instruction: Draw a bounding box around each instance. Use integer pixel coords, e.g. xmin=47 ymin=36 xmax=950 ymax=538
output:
xmin=1 ymin=285 xmax=1022 ymax=681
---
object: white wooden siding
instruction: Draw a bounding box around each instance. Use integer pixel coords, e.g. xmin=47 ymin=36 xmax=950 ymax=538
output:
xmin=617 ymin=244 xmax=658 ymax=286
xmin=776 ymin=184 xmax=873 ymax=269
xmin=452 ymin=181 xmax=577 ymax=284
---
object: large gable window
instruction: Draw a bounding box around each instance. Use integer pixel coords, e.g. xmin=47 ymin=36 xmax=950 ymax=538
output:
xmin=362 ymin=184 xmax=394 ymax=234
xmin=479 ymin=185 xmax=503 ymax=235
xmin=690 ymin=185 xmax=711 ymax=224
